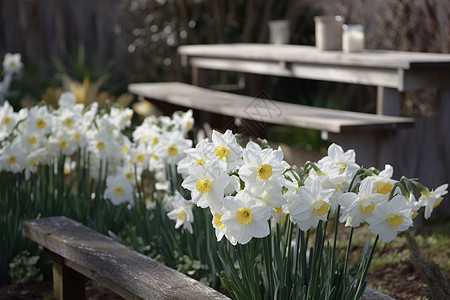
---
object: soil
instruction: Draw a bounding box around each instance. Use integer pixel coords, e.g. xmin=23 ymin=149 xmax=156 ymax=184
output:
xmin=0 ymin=279 xmax=124 ymax=300
xmin=0 ymin=268 xmax=437 ymax=300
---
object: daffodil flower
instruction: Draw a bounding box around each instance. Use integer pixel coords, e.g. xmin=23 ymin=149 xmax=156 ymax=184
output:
xmin=366 ymin=194 xmax=413 ymax=242
xmin=104 ymin=174 xmax=134 ymax=205
xmin=418 ymin=183 xmax=448 ymax=219
xmin=239 ymin=141 xmax=285 ymax=190
xmin=287 ymin=178 xmax=335 ymax=231
xmin=181 ymin=162 xmax=229 ymax=211
xmin=220 ymin=189 xmax=271 ymax=245
xmin=339 ymin=178 xmax=387 ymax=227
xmin=210 ymin=130 xmax=243 ymax=173
xmin=167 ymin=192 xmax=194 ymax=234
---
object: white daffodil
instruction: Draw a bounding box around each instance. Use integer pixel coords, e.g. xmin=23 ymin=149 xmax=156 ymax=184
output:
xmin=16 ymin=125 xmax=48 ymax=152
xmin=109 ymin=106 xmax=134 ymax=131
xmin=317 ymin=143 xmax=360 ymax=178
xmin=366 ymin=194 xmax=413 ymax=242
xmin=282 ymin=169 xmax=301 ymax=200
xmin=370 ymin=164 xmax=397 ymax=195
xmin=57 ymin=92 xmax=77 ymax=108
xmin=304 ymin=166 xmax=347 ymax=213
xmin=287 ymin=178 xmax=335 ymax=231
xmin=224 ymin=174 xmax=241 ymax=195
xmin=0 ymin=141 xmax=26 ymax=173
xmin=25 ymin=105 xmax=52 ymax=135
xmin=154 ymin=131 xmax=193 ymax=165
xmin=48 ymin=129 xmax=78 ymax=156
xmin=181 ymin=161 xmax=229 ymax=211
xmin=220 ymin=189 xmax=271 ymax=245
xmin=210 ymin=207 xmax=230 ymax=242
xmin=406 ymin=193 xmax=422 ymax=219
xmin=167 ymin=192 xmax=195 ymax=234
xmin=24 ymin=148 xmax=46 ymax=179
xmin=239 ymin=141 xmax=285 ymax=190
xmin=0 ymin=101 xmax=21 ymax=140
xmin=128 ymin=142 xmax=149 ymax=169
xmin=3 ymin=53 xmax=23 ymax=74
xmin=104 ymin=174 xmax=134 ymax=205
xmin=418 ymin=183 xmax=448 ymax=219
xmin=177 ymin=138 xmax=212 ymax=177
xmin=210 ymin=130 xmax=243 ymax=173
xmin=173 ymin=109 xmax=194 ymax=134
xmin=251 ymin=183 xmax=286 ymax=215
xmin=87 ymin=127 xmax=118 ymax=160
xmin=338 ymin=178 xmax=388 ymax=227
xmin=117 ymin=160 xmax=142 ymax=186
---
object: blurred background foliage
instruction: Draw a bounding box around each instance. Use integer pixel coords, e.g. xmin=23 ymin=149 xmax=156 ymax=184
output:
xmin=2 ymin=0 xmax=449 ymax=148
xmin=0 ymin=0 xmax=449 ymax=160
xmin=1 ymin=0 xmax=449 ymax=89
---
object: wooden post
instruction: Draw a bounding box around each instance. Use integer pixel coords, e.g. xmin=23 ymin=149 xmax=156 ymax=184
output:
xmin=191 ymin=67 xmax=210 ymax=88
xmin=377 ymin=86 xmax=401 ymax=116
xmin=44 ymin=248 xmax=86 ymax=300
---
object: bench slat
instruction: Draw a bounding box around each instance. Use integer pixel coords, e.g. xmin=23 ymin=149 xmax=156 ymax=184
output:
xmin=128 ymin=82 xmax=413 ymax=133
xmin=22 ymin=216 xmax=229 ymax=300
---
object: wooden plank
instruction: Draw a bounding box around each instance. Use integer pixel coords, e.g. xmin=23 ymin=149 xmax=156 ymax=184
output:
xmin=128 ymin=82 xmax=414 ymax=133
xmin=189 ymin=58 xmax=400 ymax=88
xmin=22 ymin=216 xmax=229 ymax=300
xmin=178 ymin=44 xmax=450 ymax=70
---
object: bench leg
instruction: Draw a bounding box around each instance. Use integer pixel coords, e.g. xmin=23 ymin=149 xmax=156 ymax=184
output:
xmin=44 ymin=248 xmax=86 ymax=300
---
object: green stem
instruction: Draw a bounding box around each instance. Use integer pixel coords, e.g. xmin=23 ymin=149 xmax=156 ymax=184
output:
xmin=344 ymin=227 xmax=354 ymax=274
xmin=354 ymin=235 xmax=379 ymax=300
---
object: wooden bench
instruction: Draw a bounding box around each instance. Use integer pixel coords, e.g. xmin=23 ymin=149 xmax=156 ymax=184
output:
xmin=128 ymin=82 xmax=414 ymax=168
xmin=23 ymin=216 xmax=395 ymax=300
xmin=22 ymin=216 xmax=229 ymax=300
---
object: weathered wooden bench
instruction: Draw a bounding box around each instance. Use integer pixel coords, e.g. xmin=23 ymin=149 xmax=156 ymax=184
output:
xmin=23 ymin=216 xmax=395 ymax=300
xmin=22 ymin=216 xmax=229 ymax=300
xmin=128 ymin=82 xmax=414 ymax=168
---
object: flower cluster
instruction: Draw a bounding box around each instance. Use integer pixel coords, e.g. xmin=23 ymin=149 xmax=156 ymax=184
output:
xmin=0 ymin=95 xmax=194 ymax=207
xmin=178 ymin=130 xmax=448 ymax=244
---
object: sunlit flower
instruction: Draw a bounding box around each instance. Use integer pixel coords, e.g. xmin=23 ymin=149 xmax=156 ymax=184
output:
xmin=366 ymin=194 xmax=413 ymax=242
xmin=0 ymin=141 xmax=26 ymax=173
xmin=25 ymin=105 xmax=52 ymax=135
xmin=104 ymin=174 xmax=134 ymax=205
xmin=418 ymin=183 xmax=448 ymax=219
xmin=0 ymin=101 xmax=21 ymax=140
xmin=239 ymin=141 xmax=285 ymax=190
xmin=167 ymin=192 xmax=194 ymax=234
xmin=177 ymin=138 xmax=212 ymax=177
xmin=316 ymin=143 xmax=360 ymax=178
xmin=181 ymin=162 xmax=229 ymax=211
xmin=338 ymin=178 xmax=387 ymax=227
xmin=370 ymin=164 xmax=397 ymax=195
xmin=220 ymin=190 xmax=271 ymax=245
xmin=128 ymin=142 xmax=149 ymax=169
xmin=210 ymin=207 xmax=231 ymax=243
xmin=287 ymin=178 xmax=335 ymax=231
xmin=155 ymin=131 xmax=193 ymax=165
xmin=210 ymin=130 xmax=243 ymax=173
xmin=173 ymin=109 xmax=194 ymax=134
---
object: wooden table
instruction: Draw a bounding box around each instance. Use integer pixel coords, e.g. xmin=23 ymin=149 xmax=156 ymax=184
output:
xmin=178 ymin=44 xmax=450 ymax=201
